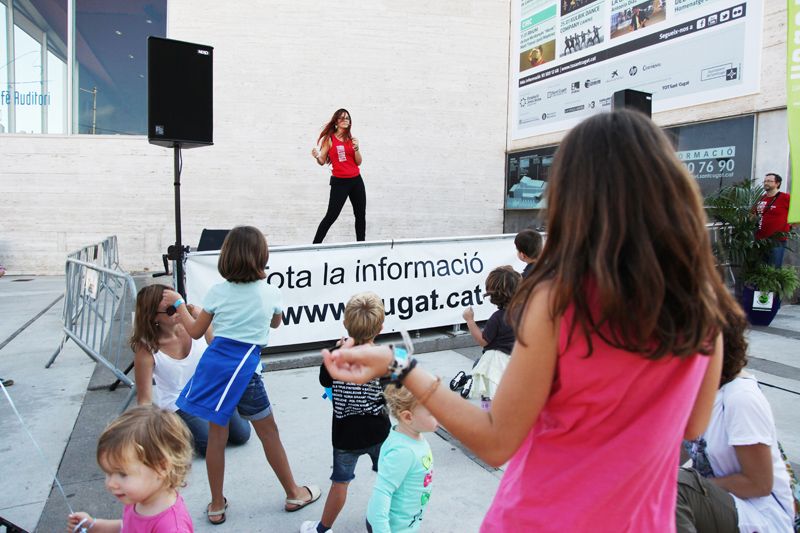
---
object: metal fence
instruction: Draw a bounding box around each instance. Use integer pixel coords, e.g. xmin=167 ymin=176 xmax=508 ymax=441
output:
xmin=46 ymin=236 xmax=137 ymax=409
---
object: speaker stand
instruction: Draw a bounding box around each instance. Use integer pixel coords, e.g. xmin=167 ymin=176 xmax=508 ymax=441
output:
xmin=152 ymin=145 xmax=190 ymax=298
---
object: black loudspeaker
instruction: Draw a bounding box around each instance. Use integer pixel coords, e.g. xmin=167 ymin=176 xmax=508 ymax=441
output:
xmin=197 ymin=229 xmax=229 ymax=251
xmin=612 ymin=89 xmax=652 ymax=118
xmin=148 ymin=36 xmax=213 ymax=148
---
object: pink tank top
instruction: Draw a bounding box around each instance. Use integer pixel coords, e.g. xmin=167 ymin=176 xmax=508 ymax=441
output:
xmin=328 ymin=134 xmax=360 ymax=178
xmin=481 ymin=301 xmax=710 ymax=532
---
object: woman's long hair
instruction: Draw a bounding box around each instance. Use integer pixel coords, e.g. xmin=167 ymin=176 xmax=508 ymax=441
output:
xmin=129 ymin=284 xmax=169 ymax=354
xmin=317 ymin=108 xmax=353 ymax=147
xmin=508 ymin=110 xmax=735 ymax=359
xmin=720 ymin=302 xmax=748 ymax=387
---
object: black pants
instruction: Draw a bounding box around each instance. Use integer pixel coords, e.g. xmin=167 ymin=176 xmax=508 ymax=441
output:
xmin=313 ymin=175 xmax=366 ymax=243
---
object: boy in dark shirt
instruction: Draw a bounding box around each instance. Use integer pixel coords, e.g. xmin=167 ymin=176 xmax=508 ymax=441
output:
xmin=301 ymin=292 xmax=391 ymax=533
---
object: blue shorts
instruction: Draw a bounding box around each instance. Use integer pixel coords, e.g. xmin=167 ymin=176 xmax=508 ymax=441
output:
xmin=236 ymin=372 xmax=272 ymax=421
xmin=331 ymin=443 xmax=382 ymax=483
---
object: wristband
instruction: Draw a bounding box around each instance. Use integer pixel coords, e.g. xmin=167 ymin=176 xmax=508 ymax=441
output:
xmin=172 ymin=298 xmax=185 ymax=310
xmin=379 ymin=346 xmax=417 ymax=388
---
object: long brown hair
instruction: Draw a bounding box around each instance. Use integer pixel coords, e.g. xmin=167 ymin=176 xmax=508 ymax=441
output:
xmin=317 ymin=108 xmax=353 ymax=147
xmin=720 ymin=302 xmax=748 ymax=387
xmin=508 ymin=110 xmax=735 ymax=359
xmin=130 ymin=284 xmax=170 ymax=354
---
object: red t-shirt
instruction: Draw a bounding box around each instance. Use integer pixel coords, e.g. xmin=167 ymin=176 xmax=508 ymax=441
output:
xmin=328 ymin=135 xmax=360 ymax=178
xmin=755 ymin=192 xmax=791 ymax=241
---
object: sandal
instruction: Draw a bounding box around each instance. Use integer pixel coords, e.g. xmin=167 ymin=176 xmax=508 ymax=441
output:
xmin=207 ymin=497 xmax=228 ymax=525
xmin=285 ymin=484 xmax=321 ymax=512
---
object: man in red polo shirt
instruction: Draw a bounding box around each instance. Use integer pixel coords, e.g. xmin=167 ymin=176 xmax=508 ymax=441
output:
xmin=755 ymin=173 xmax=791 ymax=267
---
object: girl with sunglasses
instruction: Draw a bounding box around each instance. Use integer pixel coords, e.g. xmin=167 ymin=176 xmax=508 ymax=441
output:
xmin=130 ymin=284 xmax=251 ymax=457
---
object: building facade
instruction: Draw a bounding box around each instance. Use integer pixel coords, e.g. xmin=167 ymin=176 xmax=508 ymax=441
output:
xmin=0 ymin=0 xmax=790 ymax=274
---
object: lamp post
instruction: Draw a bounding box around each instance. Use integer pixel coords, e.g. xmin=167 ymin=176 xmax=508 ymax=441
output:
xmin=78 ymin=86 xmax=97 ymax=134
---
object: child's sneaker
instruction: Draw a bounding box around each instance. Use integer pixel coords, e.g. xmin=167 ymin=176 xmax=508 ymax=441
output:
xmin=300 ymin=521 xmax=332 ymax=533
xmin=449 ymin=370 xmax=467 ymax=391
xmin=460 ymin=376 xmax=473 ymax=398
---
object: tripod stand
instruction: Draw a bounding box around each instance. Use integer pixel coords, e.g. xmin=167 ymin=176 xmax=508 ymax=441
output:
xmin=153 ymin=145 xmax=190 ymax=298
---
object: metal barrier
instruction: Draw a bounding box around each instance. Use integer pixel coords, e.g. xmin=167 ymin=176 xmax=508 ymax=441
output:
xmin=47 ymin=236 xmax=137 ymax=409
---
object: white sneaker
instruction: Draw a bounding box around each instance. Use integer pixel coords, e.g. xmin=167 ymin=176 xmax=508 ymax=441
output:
xmin=300 ymin=521 xmax=332 ymax=533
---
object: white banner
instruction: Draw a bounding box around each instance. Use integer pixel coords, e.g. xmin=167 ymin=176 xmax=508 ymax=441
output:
xmin=511 ymin=0 xmax=762 ymax=139
xmin=185 ymin=235 xmax=525 ymax=347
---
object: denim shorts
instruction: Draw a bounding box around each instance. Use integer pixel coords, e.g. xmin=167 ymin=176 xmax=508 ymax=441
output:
xmin=236 ymin=373 xmax=272 ymax=421
xmin=331 ymin=443 xmax=382 ymax=483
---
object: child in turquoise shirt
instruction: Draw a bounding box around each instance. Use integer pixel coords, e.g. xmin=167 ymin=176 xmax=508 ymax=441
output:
xmin=366 ymin=385 xmax=437 ymax=533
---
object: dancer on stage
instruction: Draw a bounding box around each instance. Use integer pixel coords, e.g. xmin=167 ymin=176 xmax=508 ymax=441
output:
xmin=311 ymin=108 xmax=366 ymax=243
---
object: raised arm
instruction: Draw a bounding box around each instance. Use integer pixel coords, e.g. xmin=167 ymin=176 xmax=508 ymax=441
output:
xmin=352 ymin=137 xmax=362 ymax=166
xmin=463 ymin=306 xmax=487 ymax=347
xmin=324 ymin=284 xmax=558 ymax=466
xmin=311 ymin=137 xmax=331 ymax=166
xmin=161 ymin=290 xmax=213 ymax=340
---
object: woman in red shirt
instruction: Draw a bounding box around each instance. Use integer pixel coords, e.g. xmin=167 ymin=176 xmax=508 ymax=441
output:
xmin=311 ymin=108 xmax=365 ymax=243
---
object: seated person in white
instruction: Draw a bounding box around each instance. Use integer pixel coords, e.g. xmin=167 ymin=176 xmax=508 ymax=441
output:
xmin=677 ymin=304 xmax=794 ymax=533
xmin=131 ymin=284 xmax=251 ymax=456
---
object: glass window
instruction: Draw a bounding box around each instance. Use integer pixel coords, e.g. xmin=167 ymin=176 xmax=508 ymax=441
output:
xmin=504 ymin=115 xmax=756 ymax=211
xmin=0 ymin=2 xmax=7 ymax=133
xmin=73 ymin=0 xmax=166 ymax=135
xmin=665 ymin=115 xmax=756 ymax=198
xmin=1 ymin=0 xmax=67 ymax=134
xmin=505 ymin=145 xmax=558 ymax=210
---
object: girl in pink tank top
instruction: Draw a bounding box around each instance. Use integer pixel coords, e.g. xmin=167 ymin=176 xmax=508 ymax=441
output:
xmin=322 ymin=110 xmax=739 ymax=532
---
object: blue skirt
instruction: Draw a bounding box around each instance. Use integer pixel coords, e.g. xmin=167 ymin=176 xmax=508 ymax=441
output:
xmin=176 ymin=336 xmax=261 ymax=426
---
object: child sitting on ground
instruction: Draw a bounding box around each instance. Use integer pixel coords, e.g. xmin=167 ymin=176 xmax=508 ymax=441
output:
xmin=366 ymin=385 xmax=436 ymax=533
xmin=67 ymin=405 xmax=194 ymax=532
xmin=301 ymin=292 xmax=392 ymax=533
xmin=514 ymin=229 xmax=543 ymax=279
xmin=450 ymin=266 xmax=521 ymax=406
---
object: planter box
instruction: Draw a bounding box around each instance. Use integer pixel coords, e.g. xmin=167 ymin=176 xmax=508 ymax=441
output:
xmin=741 ymin=286 xmax=781 ymax=326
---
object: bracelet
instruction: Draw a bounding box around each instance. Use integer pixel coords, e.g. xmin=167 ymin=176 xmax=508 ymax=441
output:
xmin=394 ymin=358 xmax=417 ymax=387
xmin=418 ymin=376 xmax=441 ymax=405
xmin=172 ymin=298 xmax=185 ymax=310
xmin=353 ymin=146 xmax=359 ymax=151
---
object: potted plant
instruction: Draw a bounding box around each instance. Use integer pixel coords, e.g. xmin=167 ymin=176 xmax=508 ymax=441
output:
xmin=705 ymin=179 xmax=799 ymax=326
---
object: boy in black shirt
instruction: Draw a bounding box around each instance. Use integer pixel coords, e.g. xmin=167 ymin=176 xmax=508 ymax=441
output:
xmin=301 ymin=292 xmax=390 ymax=533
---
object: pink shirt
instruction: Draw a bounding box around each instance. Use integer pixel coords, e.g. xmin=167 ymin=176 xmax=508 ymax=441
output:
xmin=481 ymin=302 xmax=710 ymax=532
xmin=121 ymin=493 xmax=193 ymax=532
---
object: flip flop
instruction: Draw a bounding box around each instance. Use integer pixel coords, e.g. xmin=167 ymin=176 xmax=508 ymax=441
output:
xmin=207 ymin=497 xmax=228 ymax=525
xmin=285 ymin=484 xmax=321 ymax=512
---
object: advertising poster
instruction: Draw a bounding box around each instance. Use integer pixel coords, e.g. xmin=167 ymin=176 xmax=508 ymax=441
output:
xmin=185 ymin=237 xmax=524 ymax=347
xmin=511 ymin=0 xmax=763 ymax=139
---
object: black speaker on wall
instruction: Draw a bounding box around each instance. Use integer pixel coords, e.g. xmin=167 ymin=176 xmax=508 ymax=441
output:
xmin=148 ymin=36 xmax=213 ymax=148
xmin=612 ymin=89 xmax=652 ymax=118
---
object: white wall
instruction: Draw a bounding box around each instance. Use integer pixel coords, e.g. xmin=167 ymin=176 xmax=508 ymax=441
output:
xmin=1 ymin=0 xmax=511 ymax=274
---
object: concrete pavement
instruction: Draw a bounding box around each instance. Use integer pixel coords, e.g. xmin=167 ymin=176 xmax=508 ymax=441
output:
xmin=1 ymin=274 xmax=798 ymax=532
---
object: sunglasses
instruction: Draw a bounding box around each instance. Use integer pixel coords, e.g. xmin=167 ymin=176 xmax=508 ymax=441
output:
xmin=156 ymin=306 xmax=177 ymax=316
